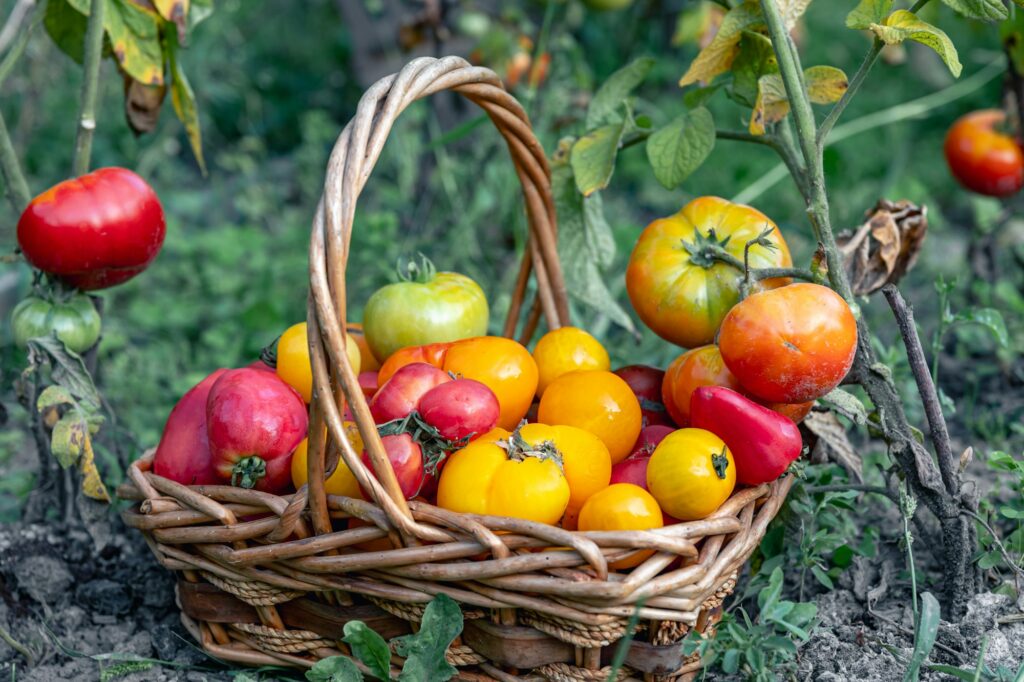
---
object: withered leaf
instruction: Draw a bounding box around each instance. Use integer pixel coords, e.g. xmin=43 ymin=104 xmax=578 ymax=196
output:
xmin=837 ymin=198 xmax=927 ymax=296
xmin=803 ymin=410 xmax=863 ymax=482
xmin=123 ymin=72 xmax=167 ymax=134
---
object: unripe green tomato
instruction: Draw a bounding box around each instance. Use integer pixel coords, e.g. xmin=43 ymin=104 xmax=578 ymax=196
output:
xmin=11 ymin=294 xmax=102 ymax=353
xmin=582 ymin=0 xmax=634 ymax=11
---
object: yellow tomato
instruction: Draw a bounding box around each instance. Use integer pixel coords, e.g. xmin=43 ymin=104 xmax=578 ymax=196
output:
xmin=519 ymin=423 xmax=611 ymax=521
xmin=578 ymin=483 xmax=663 ymax=568
xmin=532 ymin=326 xmax=610 ymax=396
xmin=290 ymin=422 xmax=363 ymax=498
xmin=436 ymin=430 xmax=569 ymax=525
xmin=646 ymin=428 xmax=736 ymax=521
xmin=443 ymin=336 xmax=539 ymax=431
xmin=537 ymin=370 xmax=641 ymax=464
xmin=277 ymin=322 xmax=360 ymax=403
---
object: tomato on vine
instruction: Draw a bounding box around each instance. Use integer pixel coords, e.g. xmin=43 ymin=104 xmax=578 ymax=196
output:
xmin=12 ymin=293 xmax=101 ymax=354
xmin=944 ymin=110 xmax=1024 ymax=197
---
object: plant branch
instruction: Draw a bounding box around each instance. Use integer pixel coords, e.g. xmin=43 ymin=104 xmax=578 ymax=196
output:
xmin=0 ymin=108 xmax=30 ymax=211
xmin=0 ymin=0 xmax=34 ymax=54
xmin=881 ymin=285 xmax=958 ymax=497
xmin=0 ymin=0 xmax=44 ymax=87
xmin=686 ymin=238 xmax=819 ymax=283
xmin=72 ymin=0 xmax=105 ymax=177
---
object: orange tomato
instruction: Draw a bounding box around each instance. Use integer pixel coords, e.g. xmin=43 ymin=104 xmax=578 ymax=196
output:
xmin=944 ymin=109 xmax=1024 ymax=197
xmin=537 ymin=370 xmax=641 ymax=464
xmin=577 ymin=483 xmax=663 ymax=569
xmin=719 ymin=283 xmax=857 ymax=403
xmin=626 ymin=196 xmax=792 ymax=348
xmin=532 ymin=326 xmax=610 ymax=396
xmin=443 ymin=336 xmax=539 ymax=431
xmin=346 ymin=322 xmax=380 ymax=372
xmin=377 ymin=342 xmax=450 ymax=387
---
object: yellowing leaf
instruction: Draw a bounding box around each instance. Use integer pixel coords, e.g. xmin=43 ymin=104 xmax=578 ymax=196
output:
xmin=167 ymin=31 xmax=206 ymax=173
xmin=570 ymin=121 xmax=625 ymax=196
xmin=154 ymin=0 xmax=189 ymax=42
xmin=79 ymin=433 xmax=111 ymax=503
xmin=749 ymin=73 xmax=788 ymax=135
xmin=679 ymin=1 xmax=763 ymax=87
xmin=778 ymin=0 xmax=812 ymax=29
xmin=846 ymin=0 xmax=892 ymax=29
xmin=51 ymin=412 xmax=88 ymax=469
xmin=67 ymin=0 xmax=165 ymax=84
xmin=805 ymin=65 xmax=848 ymax=104
xmin=870 ymin=10 xmax=961 ymax=77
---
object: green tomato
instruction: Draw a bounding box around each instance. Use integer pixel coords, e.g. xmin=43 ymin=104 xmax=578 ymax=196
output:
xmin=363 ymin=258 xmax=488 ymax=362
xmin=11 ymin=294 xmax=102 ymax=353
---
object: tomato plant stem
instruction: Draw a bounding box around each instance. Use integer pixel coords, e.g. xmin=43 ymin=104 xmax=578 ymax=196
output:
xmin=0 ymin=108 xmax=29 ymax=210
xmin=0 ymin=0 xmax=44 ymax=88
xmin=72 ymin=0 xmax=105 ymax=178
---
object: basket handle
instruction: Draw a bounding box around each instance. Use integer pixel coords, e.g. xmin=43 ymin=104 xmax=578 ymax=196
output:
xmin=306 ymin=56 xmax=570 ymax=540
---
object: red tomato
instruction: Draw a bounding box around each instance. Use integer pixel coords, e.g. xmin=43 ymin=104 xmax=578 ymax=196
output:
xmin=206 ymin=368 xmax=309 ymax=494
xmin=944 ymin=110 xmax=1024 ymax=197
xmin=359 ymin=371 xmax=379 ymax=399
xmin=630 ymin=424 xmax=674 ymax=457
xmin=377 ymin=343 xmax=450 ymax=387
xmin=17 ymin=168 xmax=166 ymax=290
xmin=369 ymin=362 xmax=451 ymax=424
xmin=418 ymin=379 xmax=500 ymax=441
xmin=361 ymin=433 xmax=426 ymax=500
xmin=614 ymin=365 xmax=674 ymax=427
xmin=719 ymin=284 xmax=858 ymax=403
xmin=153 ymin=370 xmax=227 ymax=486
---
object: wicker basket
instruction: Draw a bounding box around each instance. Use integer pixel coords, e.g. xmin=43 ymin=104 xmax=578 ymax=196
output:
xmin=118 ymin=56 xmax=793 ymax=681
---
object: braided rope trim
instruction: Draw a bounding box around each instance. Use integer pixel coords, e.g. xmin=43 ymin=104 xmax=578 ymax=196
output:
xmin=201 ymin=571 xmax=303 ymax=606
xmin=231 ymin=623 xmax=333 ymax=654
xmin=520 ymin=611 xmax=636 ymax=648
xmin=536 ymin=662 xmax=633 ymax=682
xmin=367 ymin=596 xmax=485 ymax=623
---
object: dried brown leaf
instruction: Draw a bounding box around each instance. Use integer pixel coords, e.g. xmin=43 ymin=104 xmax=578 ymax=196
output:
xmin=837 ymin=198 xmax=928 ymax=296
xmin=123 ymin=73 xmax=166 ymax=134
xmin=803 ymin=410 xmax=863 ymax=482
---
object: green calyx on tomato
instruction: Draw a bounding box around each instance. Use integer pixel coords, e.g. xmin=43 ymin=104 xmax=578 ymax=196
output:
xmin=363 ymin=254 xmax=489 ymax=363
xmin=231 ymin=455 xmax=268 ymax=489
xmin=499 ymin=422 xmax=565 ymax=471
xmin=12 ymin=293 xmax=102 ymax=353
xmin=711 ymin=448 xmax=730 ymax=480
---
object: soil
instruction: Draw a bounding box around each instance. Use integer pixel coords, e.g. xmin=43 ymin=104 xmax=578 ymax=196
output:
xmin=0 ymin=509 xmax=1022 ymax=682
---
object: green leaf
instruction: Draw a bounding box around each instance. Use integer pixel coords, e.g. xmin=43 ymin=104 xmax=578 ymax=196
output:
xmin=846 ymin=0 xmax=892 ymax=29
xmin=343 ymin=622 xmax=392 ymax=682
xmin=903 ymin=592 xmax=940 ymax=682
xmin=27 ymin=335 xmax=102 ymax=413
xmin=952 ymin=308 xmax=1009 ymax=348
xmin=551 ymin=157 xmax=636 ymax=334
xmin=306 ymin=655 xmax=364 ymax=682
xmin=730 ymin=31 xmax=777 ymax=106
xmin=680 ymin=2 xmax=763 ymax=86
xmin=587 ymin=57 xmax=654 ymax=128
xmin=923 ymin=664 xmax=986 ymax=682
xmin=788 ymin=602 xmax=818 ymax=627
xmin=757 ymin=567 xmax=785 ymax=610
xmin=722 ymin=648 xmax=741 ymax=673
xmin=165 ymin=23 xmax=206 ymax=173
xmin=805 ymin=66 xmax=848 ymax=104
xmin=188 ymin=0 xmax=214 ymax=30
xmin=394 ymin=594 xmax=462 ymax=682
xmin=37 ymin=385 xmax=75 ymax=411
xmin=999 ymin=506 xmax=1024 ymax=519
xmin=870 ymin=11 xmax=962 ymax=78
xmin=645 ymin=107 xmax=715 ymax=190
xmin=810 ymin=565 xmax=834 ymax=589
xmin=45 ymin=0 xmax=89 ymax=63
xmin=570 ymin=120 xmax=625 ymax=196
xmin=940 ymin=0 xmax=1007 ymax=21
xmin=820 ymin=387 xmax=868 ymax=425
xmin=51 ymin=410 xmax=89 ymax=468
xmin=683 ymin=83 xmax=723 ymax=109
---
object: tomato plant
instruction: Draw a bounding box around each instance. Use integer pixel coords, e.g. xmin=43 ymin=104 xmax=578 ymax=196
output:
xmin=625 ymin=196 xmax=792 ymax=349
xmin=17 ymin=168 xmax=166 ymax=290
xmin=944 ymin=110 xmax=1024 ymax=197
xmin=11 ymin=294 xmax=102 ymax=354
xmin=363 ymin=256 xmax=489 ymax=362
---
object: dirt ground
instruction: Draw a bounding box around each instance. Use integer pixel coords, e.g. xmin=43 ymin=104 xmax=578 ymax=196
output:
xmin=0 ymin=509 xmax=1022 ymax=682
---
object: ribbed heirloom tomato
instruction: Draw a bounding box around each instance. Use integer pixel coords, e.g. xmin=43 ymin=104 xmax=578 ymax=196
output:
xmin=537 ymin=370 xmax=641 ymax=463
xmin=944 ymin=110 xmax=1024 ymax=197
xmin=532 ymin=326 xmax=610 ymax=396
xmin=17 ymin=168 xmax=165 ymax=290
xmin=718 ymin=283 xmax=857 ymax=404
xmin=626 ymin=196 xmax=792 ymax=349
xmin=443 ymin=336 xmax=539 ymax=431
xmin=647 ymin=428 xmax=735 ymax=521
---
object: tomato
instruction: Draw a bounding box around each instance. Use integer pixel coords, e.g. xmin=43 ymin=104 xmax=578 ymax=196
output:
xmin=610 ymin=455 xmax=648 ymax=489
xmin=577 ymin=483 xmax=663 ymax=569
xmin=291 ymin=422 xmax=363 ymax=498
xmin=625 ymin=196 xmax=792 ymax=348
xmin=443 ymin=336 xmax=539 ymax=431
xmin=532 ymin=326 xmax=610 ymax=396
xmin=361 ymin=433 xmax=425 ymax=500
xmin=11 ymin=294 xmax=101 ymax=353
xmin=519 ymin=423 xmax=611 ymax=525
xmin=719 ymin=283 xmax=857 ymax=403
xmin=206 ymin=368 xmax=309 ymax=493
xmin=363 ymin=257 xmax=488 ymax=362
xmin=369 ymin=362 xmax=451 ymax=424
xmin=614 ymin=365 xmax=673 ymax=427
xmin=630 ymin=424 xmax=674 ymax=458
xmin=377 ymin=342 xmax=450 ymax=387
xmin=358 ymin=371 xmax=379 ymax=399
xmin=276 ymin=322 xmax=360 ymax=403
xmin=537 ymin=370 xmax=641 ymax=464
xmin=418 ymin=379 xmax=500 ymax=441
xmin=944 ymin=110 xmax=1024 ymax=197
xmin=436 ymin=428 xmax=570 ymax=525
xmin=17 ymin=168 xmax=165 ymax=290
xmin=153 ymin=369 xmax=227 ymax=486
xmin=660 ymin=354 xmax=688 ymax=426
xmin=346 ymin=322 xmax=380 ymax=372
xmin=647 ymin=428 xmax=735 ymax=521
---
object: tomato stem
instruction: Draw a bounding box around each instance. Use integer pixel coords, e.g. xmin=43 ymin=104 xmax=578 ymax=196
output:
xmin=231 ymin=456 xmax=267 ymax=489
xmin=71 ymin=0 xmax=105 ymax=177
xmin=711 ymin=447 xmax=729 ymax=481
xmin=499 ymin=421 xmax=565 ymax=471
xmin=396 ymin=253 xmax=437 ymax=284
